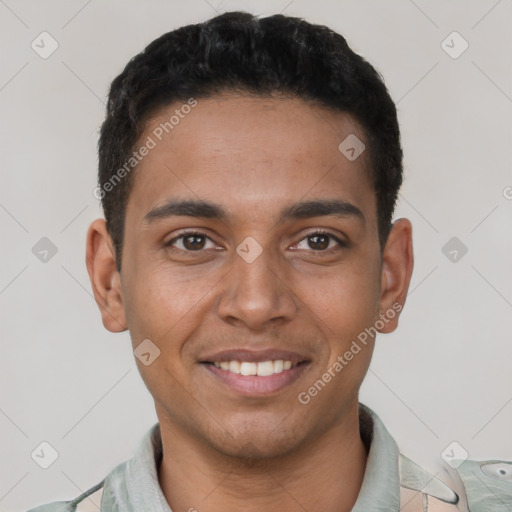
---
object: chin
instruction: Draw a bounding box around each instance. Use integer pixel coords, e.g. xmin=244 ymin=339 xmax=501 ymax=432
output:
xmin=210 ymin=423 xmax=306 ymax=462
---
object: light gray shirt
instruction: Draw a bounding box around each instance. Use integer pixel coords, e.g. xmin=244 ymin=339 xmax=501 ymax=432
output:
xmin=27 ymin=403 xmax=466 ymax=511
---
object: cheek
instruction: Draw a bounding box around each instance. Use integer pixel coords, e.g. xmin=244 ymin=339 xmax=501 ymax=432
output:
xmin=305 ymin=260 xmax=380 ymax=365
xmin=124 ymin=263 xmax=216 ymax=351
xmin=124 ymin=266 xmax=210 ymax=398
xmin=310 ymin=263 xmax=380 ymax=325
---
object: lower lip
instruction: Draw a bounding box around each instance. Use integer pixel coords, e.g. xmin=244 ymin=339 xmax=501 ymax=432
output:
xmin=202 ymin=362 xmax=310 ymax=396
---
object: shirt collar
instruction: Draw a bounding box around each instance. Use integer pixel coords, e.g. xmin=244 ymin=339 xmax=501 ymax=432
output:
xmin=101 ymin=422 xmax=170 ymax=512
xmin=100 ymin=402 xmax=400 ymax=512
xmin=352 ymin=402 xmax=401 ymax=511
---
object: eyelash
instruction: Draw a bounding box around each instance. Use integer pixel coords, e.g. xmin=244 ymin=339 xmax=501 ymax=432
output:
xmin=165 ymin=230 xmax=347 ymax=254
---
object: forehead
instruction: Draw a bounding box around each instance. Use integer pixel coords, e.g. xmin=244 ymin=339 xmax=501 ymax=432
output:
xmin=126 ymin=94 xmax=375 ymax=227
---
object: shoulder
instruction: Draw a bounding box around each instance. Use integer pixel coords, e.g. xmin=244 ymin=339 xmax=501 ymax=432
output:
xmin=74 ymin=485 xmax=104 ymax=512
xmin=450 ymin=457 xmax=512 ymax=511
xmin=399 ymin=453 xmax=512 ymax=512
xmin=26 ymin=480 xmax=104 ymax=512
xmin=399 ymin=453 xmax=461 ymax=511
xmin=25 ymin=422 xmax=159 ymax=512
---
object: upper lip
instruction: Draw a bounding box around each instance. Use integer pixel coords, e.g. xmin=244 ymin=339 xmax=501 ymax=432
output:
xmin=200 ymin=349 xmax=311 ymax=364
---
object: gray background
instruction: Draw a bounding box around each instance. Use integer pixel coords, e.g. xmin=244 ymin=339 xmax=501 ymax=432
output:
xmin=1 ymin=0 xmax=511 ymax=510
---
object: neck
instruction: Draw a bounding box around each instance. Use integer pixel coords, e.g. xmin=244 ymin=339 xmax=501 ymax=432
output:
xmin=157 ymin=404 xmax=368 ymax=512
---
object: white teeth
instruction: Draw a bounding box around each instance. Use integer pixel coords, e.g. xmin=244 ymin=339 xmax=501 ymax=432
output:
xmin=257 ymin=360 xmax=274 ymax=376
xmin=229 ymin=361 xmax=241 ymax=373
xmin=240 ymin=362 xmax=257 ymax=376
xmin=273 ymin=360 xmax=284 ymax=373
xmin=213 ymin=359 xmax=297 ymax=376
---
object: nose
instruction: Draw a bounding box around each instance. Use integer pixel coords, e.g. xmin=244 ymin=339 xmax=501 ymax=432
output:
xmin=216 ymin=245 xmax=298 ymax=331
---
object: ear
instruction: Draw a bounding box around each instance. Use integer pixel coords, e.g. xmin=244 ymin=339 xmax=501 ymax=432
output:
xmin=377 ymin=218 xmax=414 ymax=334
xmin=85 ymin=218 xmax=127 ymax=332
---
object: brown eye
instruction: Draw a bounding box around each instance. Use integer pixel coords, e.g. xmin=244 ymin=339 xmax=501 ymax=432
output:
xmin=182 ymin=234 xmax=206 ymax=250
xmin=308 ymin=233 xmax=330 ymax=250
xmin=166 ymin=231 xmax=215 ymax=251
xmin=294 ymin=231 xmax=346 ymax=252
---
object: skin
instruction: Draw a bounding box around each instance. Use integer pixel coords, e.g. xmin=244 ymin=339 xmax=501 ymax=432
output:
xmin=86 ymin=93 xmax=413 ymax=512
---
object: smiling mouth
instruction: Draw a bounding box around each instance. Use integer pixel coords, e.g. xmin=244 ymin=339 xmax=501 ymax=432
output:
xmin=201 ymin=359 xmax=311 ymax=395
xmin=203 ymin=359 xmax=306 ymax=376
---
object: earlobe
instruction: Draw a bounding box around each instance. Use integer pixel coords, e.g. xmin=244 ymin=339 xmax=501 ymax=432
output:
xmin=377 ymin=218 xmax=414 ymax=334
xmin=85 ymin=218 xmax=128 ymax=333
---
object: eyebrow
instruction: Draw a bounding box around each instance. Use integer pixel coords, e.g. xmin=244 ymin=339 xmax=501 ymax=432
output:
xmin=143 ymin=198 xmax=365 ymax=225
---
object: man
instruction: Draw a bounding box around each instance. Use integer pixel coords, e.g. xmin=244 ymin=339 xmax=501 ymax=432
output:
xmin=28 ymin=10 xmax=511 ymax=512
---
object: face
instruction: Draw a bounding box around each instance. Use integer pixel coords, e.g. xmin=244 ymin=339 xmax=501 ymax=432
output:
xmin=87 ymin=93 xmax=413 ymax=460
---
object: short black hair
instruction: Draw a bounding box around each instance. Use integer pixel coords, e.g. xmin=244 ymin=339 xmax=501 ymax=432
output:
xmin=97 ymin=11 xmax=403 ymax=272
